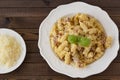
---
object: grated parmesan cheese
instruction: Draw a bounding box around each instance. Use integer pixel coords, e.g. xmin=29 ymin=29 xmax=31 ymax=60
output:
xmin=0 ymin=34 xmax=21 ymax=68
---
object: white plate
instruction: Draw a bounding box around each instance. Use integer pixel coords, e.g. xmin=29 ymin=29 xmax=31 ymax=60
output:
xmin=38 ymin=2 xmax=119 ymax=78
xmin=0 ymin=28 xmax=26 ymax=74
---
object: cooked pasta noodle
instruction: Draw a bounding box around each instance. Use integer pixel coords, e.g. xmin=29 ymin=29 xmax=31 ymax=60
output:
xmin=50 ymin=13 xmax=112 ymax=68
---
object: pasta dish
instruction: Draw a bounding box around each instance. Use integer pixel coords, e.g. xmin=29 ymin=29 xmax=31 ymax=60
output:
xmin=50 ymin=13 xmax=112 ymax=68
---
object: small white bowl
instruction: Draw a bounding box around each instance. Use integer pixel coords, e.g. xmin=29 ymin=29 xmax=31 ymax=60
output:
xmin=38 ymin=2 xmax=119 ymax=78
xmin=0 ymin=28 xmax=26 ymax=74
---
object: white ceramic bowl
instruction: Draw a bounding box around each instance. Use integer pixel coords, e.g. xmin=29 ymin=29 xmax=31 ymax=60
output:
xmin=0 ymin=28 xmax=26 ymax=74
xmin=38 ymin=2 xmax=119 ymax=78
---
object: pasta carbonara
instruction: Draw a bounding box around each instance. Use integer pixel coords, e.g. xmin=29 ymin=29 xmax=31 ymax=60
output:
xmin=50 ymin=13 xmax=112 ymax=68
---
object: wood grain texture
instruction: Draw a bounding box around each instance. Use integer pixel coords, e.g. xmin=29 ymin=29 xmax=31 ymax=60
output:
xmin=0 ymin=0 xmax=120 ymax=80
xmin=0 ymin=8 xmax=120 ymax=17
xmin=0 ymin=76 xmax=120 ymax=80
xmin=0 ymin=0 xmax=120 ymax=8
xmin=0 ymin=63 xmax=120 ymax=76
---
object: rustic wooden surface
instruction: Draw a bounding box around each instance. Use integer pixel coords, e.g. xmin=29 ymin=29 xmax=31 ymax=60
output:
xmin=0 ymin=0 xmax=120 ymax=80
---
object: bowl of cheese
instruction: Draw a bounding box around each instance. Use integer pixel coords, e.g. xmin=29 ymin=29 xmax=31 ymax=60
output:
xmin=0 ymin=28 xmax=26 ymax=74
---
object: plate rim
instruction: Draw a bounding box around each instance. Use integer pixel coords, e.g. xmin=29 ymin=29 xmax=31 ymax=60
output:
xmin=38 ymin=2 xmax=119 ymax=78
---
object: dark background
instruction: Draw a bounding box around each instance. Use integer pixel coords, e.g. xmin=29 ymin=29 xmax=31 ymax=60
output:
xmin=0 ymin=0 xmax=120 ymax=80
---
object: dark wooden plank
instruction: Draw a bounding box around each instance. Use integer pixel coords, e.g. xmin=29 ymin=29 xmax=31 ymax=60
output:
xmin=0 ymin=8 xmax=120 ymax=17
xmin=111 ymin=16 xmax=120 ymax=28
xmin=0 ymin=75 xmax=120 ymax=80
xmin=0 ymin=75 xmax=74 ymax=80
xmin=0 ymin=15 xmax=120 ymax=29
xmin=104 ymin=8 xmax=120 ymax=16
xmin=0 ymin=8 xmax=52 ymax=17
xmin=7 ymin=17 xmax=43 ymax=29
xmin=113 ymin=51 xmax=120 ymax=63
xmin=14 ymin=29 xmax=38 ymax=40
xmin=24 ymin=53 xmax=45 ymax=63
xmin=0 ymin=0 xmax=120 ymax=8
xmin=26 ymin=41 xmax=39 ymax=53
xmin=0 ymin=0 xmax=74 ymax=8
xmin=0 ymin=17 xmax=10 ymax=27
xmin=0 ymin=63 xmax=120 ymax=76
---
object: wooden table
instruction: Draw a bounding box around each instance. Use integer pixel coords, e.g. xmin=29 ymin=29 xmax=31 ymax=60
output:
xmin=0 ymin=0 xmax=120 ymax=80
